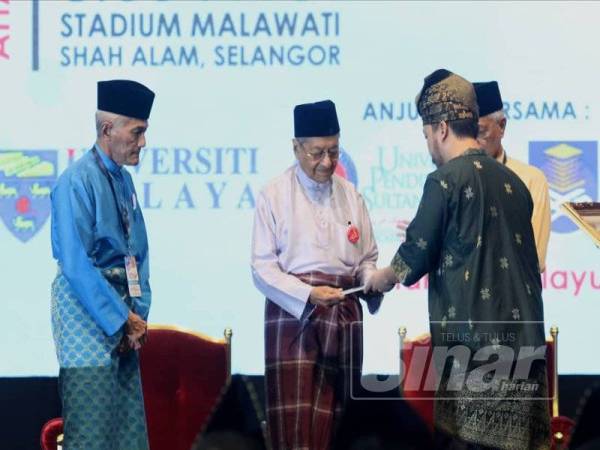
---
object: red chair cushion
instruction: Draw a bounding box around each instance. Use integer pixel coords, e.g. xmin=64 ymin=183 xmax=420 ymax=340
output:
xmin=40 ymin=417 xmax=63 ymax=450
xmin=139 ymin=328 xmax=228 ymax=450
xmin=551 ymin=415 xmax=575 ymax=449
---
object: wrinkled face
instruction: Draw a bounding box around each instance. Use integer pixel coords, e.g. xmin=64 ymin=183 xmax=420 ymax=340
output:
xmin=107 ymin=117 xmax=148 ymax=166
xmin=293 ymin=135 xmax=340 ymax=183
xmin=423 ymin=124 xmax=444 ymax=168
xmin=477 ymin=115 xmax=505 ymax=159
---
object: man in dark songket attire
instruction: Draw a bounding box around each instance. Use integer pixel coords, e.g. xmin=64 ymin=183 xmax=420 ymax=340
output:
xmin=366 ymin=70 xmax=551 ymax=449
xmin=50 ymin=80 xmax=155 ymax=450
xmin=251 ymin=100 xmax=385 ymax=450
xmin=474 ymin=80 xmax=551 ymax=272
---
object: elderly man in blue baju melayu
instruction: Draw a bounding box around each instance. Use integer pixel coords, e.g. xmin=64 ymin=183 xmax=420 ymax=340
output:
xmin=50 ymin=80 xmax=155 ymax=450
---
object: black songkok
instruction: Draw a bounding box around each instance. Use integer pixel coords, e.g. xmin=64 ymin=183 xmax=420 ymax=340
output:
xmin=294 ymin=100 xmax=340 ymax=138
xmin=97 ymin=80 xmax=155 ymax=120
xmin=474 ymin=81 xmax=504 ymax=117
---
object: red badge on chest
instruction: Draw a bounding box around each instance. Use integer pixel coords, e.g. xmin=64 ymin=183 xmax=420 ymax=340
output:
xmin=347 ymin=221 xmax=359 ymax=244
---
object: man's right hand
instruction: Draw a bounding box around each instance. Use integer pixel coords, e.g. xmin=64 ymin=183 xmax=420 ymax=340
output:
xmin=127 ymin=311 xmax=147 ymax=340
xmin=309 ymin=286 xmax=345 ymax=307
xmin=364 ymin=266 xmax=398 ymax=293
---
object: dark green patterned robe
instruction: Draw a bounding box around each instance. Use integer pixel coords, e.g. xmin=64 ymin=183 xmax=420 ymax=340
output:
xmin=392 ymin=149 xmax=550 ymax=449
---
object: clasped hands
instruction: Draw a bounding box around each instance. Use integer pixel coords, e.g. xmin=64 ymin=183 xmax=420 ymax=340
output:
xmin=119 ymin=311 xmax=147 ymax=353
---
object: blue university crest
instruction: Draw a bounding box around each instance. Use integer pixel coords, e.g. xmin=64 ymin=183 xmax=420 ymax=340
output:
xmin=529 ymin=141 xmax=598 ymax=233
xmin=0 ymin=150 xmax=57 ymax=242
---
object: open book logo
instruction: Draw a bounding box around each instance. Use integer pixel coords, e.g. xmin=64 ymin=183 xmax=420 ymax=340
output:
xmin=0 ymin=150 xmax=57 ymax=242
xmin=529 ymin=141 xmax=597 ymax=233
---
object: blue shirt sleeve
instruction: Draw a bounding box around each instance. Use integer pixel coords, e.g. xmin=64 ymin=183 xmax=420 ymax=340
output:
xmin=51 ymin=173 xmax=129 ymax=336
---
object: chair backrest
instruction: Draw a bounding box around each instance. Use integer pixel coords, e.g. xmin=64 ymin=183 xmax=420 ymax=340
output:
xmin=399 ymin=327 xmax=559 ymax=428
xmin=399 ymin=333 xmax=435 ymax=428
xmin=139 ymin=325 xmax=231 ymax=450
xmin=40 ymin=418 xmax=63 ymax=450
xmin=547 ymin=326 xmax=559 ymax=417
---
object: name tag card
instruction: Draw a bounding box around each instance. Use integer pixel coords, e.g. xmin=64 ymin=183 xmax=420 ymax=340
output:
xmin=125 ymin=255 xmax=142 ymax=298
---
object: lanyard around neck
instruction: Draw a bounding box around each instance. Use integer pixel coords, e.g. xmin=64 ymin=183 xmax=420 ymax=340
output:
xmin=92 ymin=147 xmax=131 ymax=244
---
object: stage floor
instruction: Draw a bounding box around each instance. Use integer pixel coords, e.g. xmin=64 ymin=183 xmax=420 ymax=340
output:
xmin=3 ymin=374 xmax=598 ymax=450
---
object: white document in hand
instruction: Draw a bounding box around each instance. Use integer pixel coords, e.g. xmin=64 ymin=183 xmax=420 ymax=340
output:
xmin=341 ymin=285 xmax=365 ymax=296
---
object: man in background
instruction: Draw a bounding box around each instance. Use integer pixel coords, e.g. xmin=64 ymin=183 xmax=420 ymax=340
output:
xmin=474 ymin=81 xmax=551 ymax=271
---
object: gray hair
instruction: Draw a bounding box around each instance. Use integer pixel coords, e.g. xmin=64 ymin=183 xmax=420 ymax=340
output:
xmin=95 ymin=110 xmax=130 ymax=138
xmin=488 ymin=110 xmax=505 ymax=124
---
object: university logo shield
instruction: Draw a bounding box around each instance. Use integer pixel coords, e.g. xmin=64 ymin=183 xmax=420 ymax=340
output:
xmin=334 ymin=149 xmax=358 ymax=187
xmin=529 ymin=141 xmax=598 ymax=233
xmin=0 ymin=150 xmax=57 ymax=242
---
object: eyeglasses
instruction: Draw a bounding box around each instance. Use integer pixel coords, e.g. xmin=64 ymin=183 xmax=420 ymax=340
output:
xmin=298 ymin=142 xmax=341 ymax=162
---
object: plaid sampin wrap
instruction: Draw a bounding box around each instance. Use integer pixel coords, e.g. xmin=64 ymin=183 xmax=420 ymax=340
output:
xmin=416 ymin=69 xmax=479 ymax=125
xmin=264 ymin=272 xmax=363 ymax=450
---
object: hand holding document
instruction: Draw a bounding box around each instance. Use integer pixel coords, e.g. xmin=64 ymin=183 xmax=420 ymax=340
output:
xmin=341 ymin=285 xmax=365 ymax=296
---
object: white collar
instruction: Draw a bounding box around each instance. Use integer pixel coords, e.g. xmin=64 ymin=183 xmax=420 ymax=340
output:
xmin=294 ymin=164 xmax=332 ymax=202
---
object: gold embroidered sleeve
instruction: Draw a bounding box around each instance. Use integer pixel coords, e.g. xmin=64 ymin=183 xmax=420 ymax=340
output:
xmin=391 ymin=252 xmax=412 ymax=284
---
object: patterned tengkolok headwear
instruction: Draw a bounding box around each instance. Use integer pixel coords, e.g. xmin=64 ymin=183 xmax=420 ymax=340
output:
xmin=416 ymin=69 xmax=478 ymax=125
